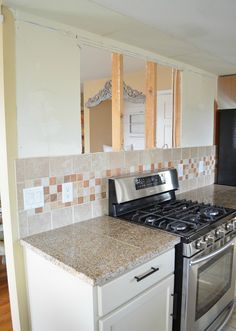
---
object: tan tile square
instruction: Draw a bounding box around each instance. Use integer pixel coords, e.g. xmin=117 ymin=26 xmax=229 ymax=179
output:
xmin=70 ymin=174 xmax=76 ymax=182
xmin=51 ymin=207 xmax=73 ymax=229
xmin=95 ymin=178 xmax=101 ymax=185
xmin=35 ymin=207 xmax=43 ymax=214
xmin=44 ymin=186 xmax=49 ymax=195
xmin=28 ymin=212 xmax=51 ymax=236
xmin=50 ymin=194 xmax=57 ymax=202
xmin=25 ymin=157 xmax=49 ymax=180
xmin=83 ymin=180 xmax=89 ymax=188
xmin=108 ymin=151 xmax=125 ymax=170
xmin=49 ymin=177 xmax=56 ymax=185
xmin=74 ymin=203 xmax=92 ymax=223
xmin=91 ymin=153 xmax=109 ymax=172
xmin=50 ymin=156 xmax=73 ymax=176
xmin=124 ymin=150 xmax=139 ymax=168
xmin=76 ymin=173 xmax=83 ymax=181
xmin=73 ymin=154 xmax=92 ymax=173
xmin=64 ymin=175 xmax=70 ymax=183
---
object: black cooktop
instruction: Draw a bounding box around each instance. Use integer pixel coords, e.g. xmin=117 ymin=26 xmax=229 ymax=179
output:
xmin=120 ymin=199 xmax=235 ymax=242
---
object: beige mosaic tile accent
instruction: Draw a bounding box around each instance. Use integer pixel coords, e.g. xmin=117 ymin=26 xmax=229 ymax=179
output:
xmin=15 ymin=146 xmax=216 ymax=237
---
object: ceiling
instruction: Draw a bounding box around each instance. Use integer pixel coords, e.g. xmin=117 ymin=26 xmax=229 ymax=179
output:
xmin=4 ymin=0 xmax=236 ymax=75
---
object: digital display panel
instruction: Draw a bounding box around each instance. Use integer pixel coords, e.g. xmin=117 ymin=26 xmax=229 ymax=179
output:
xmin=135 ymin=174 xmax=166 ymax=190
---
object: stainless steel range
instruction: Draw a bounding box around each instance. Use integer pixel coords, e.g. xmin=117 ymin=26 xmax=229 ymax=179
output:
xmin=108 ymin=169 xmax=236 ymax=331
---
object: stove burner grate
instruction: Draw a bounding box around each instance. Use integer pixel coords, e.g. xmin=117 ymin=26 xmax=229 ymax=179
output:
xmin=121 ymin=199 xmax=234 ymax=238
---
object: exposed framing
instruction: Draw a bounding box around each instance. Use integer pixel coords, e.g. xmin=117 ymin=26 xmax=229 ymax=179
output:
xmin=172 ymin=69 xmax=181 ymax=147
xmin=112 ymin=53 xmax=124 ymax=151
xmin=145 ymin=61 xmax=157 ymax=149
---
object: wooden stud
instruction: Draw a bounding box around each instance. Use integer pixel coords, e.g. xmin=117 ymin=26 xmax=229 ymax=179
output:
xmin=172 ymin=69 xmax=181 ymax=147
xmin=112 ymin=53 xmax=124 ymax=151
xmin=145 ymin=61 xmax=157 ymax=149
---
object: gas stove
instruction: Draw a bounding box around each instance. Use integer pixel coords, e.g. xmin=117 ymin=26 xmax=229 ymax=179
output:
xmin=120 ymin=199 xmax=234 ymax=242
xmin=108 ymin=169 xmax=236 ymax=331
xmin=108 ymin=168 xmax=236 ymax=247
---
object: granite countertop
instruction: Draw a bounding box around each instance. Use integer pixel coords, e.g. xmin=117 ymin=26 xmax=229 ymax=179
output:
xmin=21 ymin=216 xmax=180 ymax=286
xmin=177 ymin=184 xmax=236 ymax=209
xmin=21 ymin=184 xmax=236 ymax=287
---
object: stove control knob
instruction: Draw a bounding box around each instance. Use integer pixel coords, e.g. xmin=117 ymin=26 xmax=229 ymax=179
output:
xmin=205 ymin=235 xmax=215 ymax=245
xmin=195 ymin=240 xmax=207 ymax=250
xmin=215 ymin=229 xmax=225 ymax=238
xmin=225 ymin=223 xmax=234 ymax=231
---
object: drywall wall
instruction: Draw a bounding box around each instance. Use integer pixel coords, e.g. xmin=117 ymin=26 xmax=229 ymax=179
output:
xmin=16 ymin=21 xmax=82 ymax=158
xmin=181 ymin=70 xmax=217 ymax=147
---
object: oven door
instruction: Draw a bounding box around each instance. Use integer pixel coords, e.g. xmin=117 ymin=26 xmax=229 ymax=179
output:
xmin=181 ymin=237 xmax=236 ymax=331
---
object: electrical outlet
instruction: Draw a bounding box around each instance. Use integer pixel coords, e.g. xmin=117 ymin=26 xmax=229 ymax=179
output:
xmin=178 ymin=164 xmax=183 ymax=177
xmin=199 ymin=160 xmax=204 ymax=173
xmin=23 ymin=186 xmax=44 ymax=210
xmin=62 ymin=182 xmax=73 ymax=203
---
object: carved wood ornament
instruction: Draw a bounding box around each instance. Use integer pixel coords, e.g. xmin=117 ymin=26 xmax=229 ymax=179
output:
xmin=85 ymin=80 xmax=146 ymax=108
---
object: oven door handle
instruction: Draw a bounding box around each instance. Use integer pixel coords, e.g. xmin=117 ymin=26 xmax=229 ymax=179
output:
xmin=190 ymin=237 xmax=236 ymax=266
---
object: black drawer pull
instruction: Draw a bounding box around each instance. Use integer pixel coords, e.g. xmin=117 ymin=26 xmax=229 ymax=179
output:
xmin=134 ymin=267 xmax=159 ymax=282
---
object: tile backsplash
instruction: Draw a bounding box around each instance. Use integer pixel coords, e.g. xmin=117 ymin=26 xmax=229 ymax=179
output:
xmin=15 ymin=146 xmax=216 ymax=238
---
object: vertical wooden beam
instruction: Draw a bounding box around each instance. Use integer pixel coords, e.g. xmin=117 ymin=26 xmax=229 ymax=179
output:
xmin=112 ymin=53 xmax=124 ymax=151
xmin=145 ymin=61 xmax=157 ymax=149
xmin=172 ymin=69 xmax=181 ymax=147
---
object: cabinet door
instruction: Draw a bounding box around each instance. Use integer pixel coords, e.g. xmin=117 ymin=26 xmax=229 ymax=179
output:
xmin=99 ymin=275 xmax=174 ymax=331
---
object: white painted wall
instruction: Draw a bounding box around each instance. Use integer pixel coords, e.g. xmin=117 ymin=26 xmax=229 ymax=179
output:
xmin=181 ymin=70 xmax=217 ymax=147
xmin=16 ymin=21 xmax=81 ymax=157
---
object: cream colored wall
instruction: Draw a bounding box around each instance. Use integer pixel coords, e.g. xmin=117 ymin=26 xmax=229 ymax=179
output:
xmin=157 ymin=65 xmax=173 ymax=91
xmin=218 ymin=75 xmax=236 ymax=109
xmin=89 ymin=99 xmax=112 ymax=152
xmin=0 ymin=6 xmax=29 ymax=331
xmin=83 ymin=77 xmax=109 ymax=153
xmin=124 ymin=69 xmax=146 ymax=92
xmin=16 ymin=20 xmax=82 ymax=158
xmin=181 ymin=70 xmax=217 ymax=147
xmin=124 ymin=65 xmax=173 ymax=93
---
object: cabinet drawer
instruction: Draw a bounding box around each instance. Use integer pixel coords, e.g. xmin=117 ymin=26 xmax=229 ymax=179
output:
xmin=99 ymin=275 xmax=174 ymax=331
xmin=97 ymin=248 xmax=174 ymax=317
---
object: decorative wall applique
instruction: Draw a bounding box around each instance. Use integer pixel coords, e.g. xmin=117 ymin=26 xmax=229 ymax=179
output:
xmin=85 ymin=80 xmax=146 ymax=108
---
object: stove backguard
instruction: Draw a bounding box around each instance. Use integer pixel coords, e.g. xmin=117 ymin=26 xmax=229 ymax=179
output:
xmin=108 ymin=169 xmax=179 ymax=217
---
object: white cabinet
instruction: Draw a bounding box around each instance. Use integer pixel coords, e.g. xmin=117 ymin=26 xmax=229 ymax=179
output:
xmin=24 ymin=247 xmax=175 ymax=331
xmin=97 ymin=248 xmax=175 ymax=316
xmin=99 ymin=275 xmax=174 ymax=331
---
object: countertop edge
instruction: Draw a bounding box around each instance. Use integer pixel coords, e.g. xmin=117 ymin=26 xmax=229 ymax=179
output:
xmin=20 ymin=236 xmax=180 ymax=286
xmin=20 ymin=239 xmax=96 ymax=286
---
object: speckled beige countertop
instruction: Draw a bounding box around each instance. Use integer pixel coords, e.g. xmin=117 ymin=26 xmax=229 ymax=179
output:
xmin=21 ymin=216 xmax=180 ymax=286
xmin=177 ymin=184 xmax=236 ymax=209
xmin=21 ymin=184 xmax=236 ymax=286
